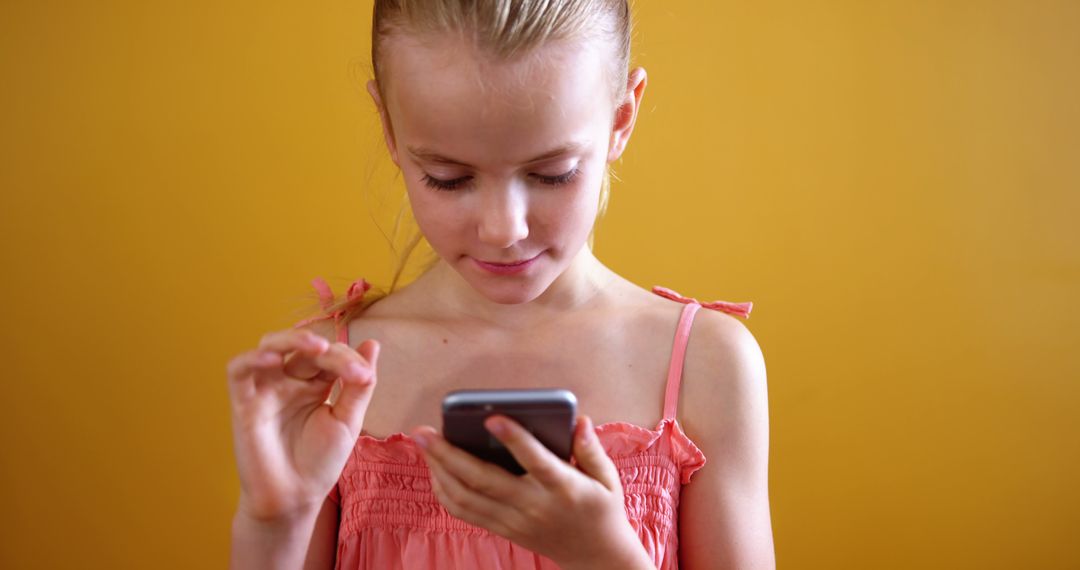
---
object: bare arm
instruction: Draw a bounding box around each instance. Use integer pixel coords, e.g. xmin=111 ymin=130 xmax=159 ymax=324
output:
xmin=301 ymin=494 xmax=341 ymax=570
xmin=678 ymin=311 xmax=776 ymax=569
xmin=227 ymin=312 xmax=369 ymax=570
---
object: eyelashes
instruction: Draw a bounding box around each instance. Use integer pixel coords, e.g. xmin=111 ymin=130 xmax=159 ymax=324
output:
xmin=421 ymin=168 xmax=582 ymax=192
xmin=536 ymin=168 xmax=582 ymax=187
xmin=421 ymin=174 xmax=471 ymax=191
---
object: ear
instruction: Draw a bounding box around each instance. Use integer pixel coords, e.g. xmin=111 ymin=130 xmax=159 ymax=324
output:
xmin=607 ymin=67 xmax=647 ymax=163
xmin=367 ymin=79 xmax=401 ymax=166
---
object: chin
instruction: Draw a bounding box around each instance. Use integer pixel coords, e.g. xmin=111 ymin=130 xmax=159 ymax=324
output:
xmin=486 ymin=287 xmax=545 ymax=305
xmin=473 ymin=276 xmax=551 ymax=305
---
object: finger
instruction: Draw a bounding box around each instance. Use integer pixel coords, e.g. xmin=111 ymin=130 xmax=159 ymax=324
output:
xmin=571 ymin=415 xmax=622 ymax=492
xmin=429 ymin=469 xmax=517 ymax=538
xmin=226 ymin=349 xmax=279 ymax=381
xmin=484 ymin=415 xmax=574 ymax=488
xmin=424 ymin=444 xmax=521 ymax=537
xmin=411 ymin=425 xmax=521 ymax=502
xmin=421 ymin=442 xmax=518 ymax=531
xmin=282 ymin=338 xmax=338 ymax=381
xmin=305 ymin=341 xmax=369 ymax=382
xmin=329 ymin=339 xmax=380 ymax=433
xmin=257 ymin=328 xmax=330 ymax=356
xmin=226 ymin=350 xmax=278 ymax=404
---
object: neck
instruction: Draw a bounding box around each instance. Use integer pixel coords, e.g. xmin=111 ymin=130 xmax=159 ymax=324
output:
xmin=418 ymin=246 xmax=618 ymax=331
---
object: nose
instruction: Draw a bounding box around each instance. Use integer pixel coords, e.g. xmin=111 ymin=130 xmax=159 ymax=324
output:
xmin=477 ymin=184 xmax=529 ymax=248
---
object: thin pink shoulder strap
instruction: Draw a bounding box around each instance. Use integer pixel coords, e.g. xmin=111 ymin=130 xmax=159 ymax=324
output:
xmin=334 ymin=315 xmax=349 ymax=344
xmin=662 ymin=302 xmax=702 ymax=421
xmin=308 ymin=278 xmax=350 ymax=344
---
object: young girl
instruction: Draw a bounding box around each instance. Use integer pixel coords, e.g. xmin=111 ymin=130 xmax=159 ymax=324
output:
xmin=227 ymin=1 xmax=775 ymax=569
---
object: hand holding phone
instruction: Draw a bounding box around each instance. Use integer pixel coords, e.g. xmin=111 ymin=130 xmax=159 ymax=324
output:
xmin=441 ymin=388 xmax=577 ymax=475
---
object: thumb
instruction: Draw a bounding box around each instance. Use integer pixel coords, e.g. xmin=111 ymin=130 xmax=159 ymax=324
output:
xmin=355 ymin=337 xmax=381 ymax=369
xmin=330 ymin=339 xmax=380 ymax=434
xmin=571 ymin=415 xmax=622 ymax=492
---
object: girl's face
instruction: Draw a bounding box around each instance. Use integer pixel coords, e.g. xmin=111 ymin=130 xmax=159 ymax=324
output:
xmin=371 ymin=33 xmax=640 ymax=305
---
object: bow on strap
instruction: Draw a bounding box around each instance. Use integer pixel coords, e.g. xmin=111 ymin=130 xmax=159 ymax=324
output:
xmin=292 ymin=276 xmax=372 ymax=330
xmin=651 ymin=285 xmax=753 ymax=319
xmin=312 ymin=276 xmax=372 ymax=318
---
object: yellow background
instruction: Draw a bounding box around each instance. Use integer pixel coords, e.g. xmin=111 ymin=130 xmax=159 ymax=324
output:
xmin=1 ymin=1 xmax=1077 ymax=568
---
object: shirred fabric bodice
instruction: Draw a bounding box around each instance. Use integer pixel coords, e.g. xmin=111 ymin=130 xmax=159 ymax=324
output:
xmin=326 ymin=418 xmax=704 ymax=569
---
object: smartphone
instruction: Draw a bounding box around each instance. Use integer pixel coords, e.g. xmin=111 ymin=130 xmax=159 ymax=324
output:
xmin=441 ymin=388 xmax=577 ymax=475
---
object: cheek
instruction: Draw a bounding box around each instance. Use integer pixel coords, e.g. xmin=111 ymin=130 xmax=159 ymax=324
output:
xmin=556 ymin=170 xmax=603 ymax=230
xmin=527 ymin=189 xmax=599 ymax=251
xmin=404 ymin=185 xmax=457 ymax=242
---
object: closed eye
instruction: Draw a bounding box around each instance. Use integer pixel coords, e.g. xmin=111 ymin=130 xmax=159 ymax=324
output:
xmin=422 ymin=175 xmax=472 ymax=191
xmin=421 ymin=168 xmax=581 ymax=192
xmin=531 ymin=168 xmax=581 ymax=186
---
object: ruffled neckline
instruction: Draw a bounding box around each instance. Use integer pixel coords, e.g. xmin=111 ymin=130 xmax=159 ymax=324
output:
xmin=352 ymin=417 xmax=707 ymax=484
xmin=358 ymin=418 xmax=678 ymax=446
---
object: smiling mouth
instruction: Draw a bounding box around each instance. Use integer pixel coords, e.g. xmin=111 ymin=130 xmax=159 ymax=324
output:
xmin=478 ymin=255 xmax=538 ymax=266
xmin=471 ymin=252 xmax=543 ymax=275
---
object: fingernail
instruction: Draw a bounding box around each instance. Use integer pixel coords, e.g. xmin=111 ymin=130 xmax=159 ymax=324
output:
xmin=411 ymin=432 xmax=429 ymax=449
xmin=348 ymin=363 xmax=368 ymax=378
xmin=485 ymin=417 xmax=507 ymax=437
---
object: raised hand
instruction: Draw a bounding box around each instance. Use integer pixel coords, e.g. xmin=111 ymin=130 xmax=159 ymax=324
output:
xmin=226 ymin=327 xmax=380 ymax=522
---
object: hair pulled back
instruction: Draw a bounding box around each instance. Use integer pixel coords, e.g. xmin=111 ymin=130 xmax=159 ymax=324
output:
xmin=372 ymin=0 xmax=631 ymax=101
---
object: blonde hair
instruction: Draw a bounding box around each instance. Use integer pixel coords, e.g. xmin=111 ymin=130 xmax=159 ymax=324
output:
xmin=306 ymin=0 xmax=633 ymax=323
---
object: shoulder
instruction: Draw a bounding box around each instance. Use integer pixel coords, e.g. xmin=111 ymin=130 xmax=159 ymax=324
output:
xmin=677 ymin=308 xmax=777 ymax=569
xmin=679 ymin=306 xmax=769 ymax=452
xmin=685 ymin=308 xmax=766 ymax=390
xmin=343 ymin=285 xmax=444 ymax=354
xmin=292 ymin=277 xmax=421 ymax=348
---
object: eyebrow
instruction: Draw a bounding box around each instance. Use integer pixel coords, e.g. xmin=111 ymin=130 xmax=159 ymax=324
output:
xmin=405 ymin=141 xmax=588 ymax=167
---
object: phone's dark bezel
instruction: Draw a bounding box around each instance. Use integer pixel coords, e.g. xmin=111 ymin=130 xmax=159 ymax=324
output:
xmin=441 ymin=388 xmax=577 ymax=475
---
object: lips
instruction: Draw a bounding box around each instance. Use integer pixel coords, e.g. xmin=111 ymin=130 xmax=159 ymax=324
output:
xmin=471 ymin=252 xmax=542 ymax=275
xmin=478 ymin=256 xmax=536 ymax=267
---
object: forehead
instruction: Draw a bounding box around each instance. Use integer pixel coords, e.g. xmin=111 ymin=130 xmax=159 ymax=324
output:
xmin=380 ymin=33 xmax=614 ymax=166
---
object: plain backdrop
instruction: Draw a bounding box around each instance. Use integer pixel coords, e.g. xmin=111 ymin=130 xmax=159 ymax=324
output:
xmin=1 ymin=1 xmax=1077 ymax=568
